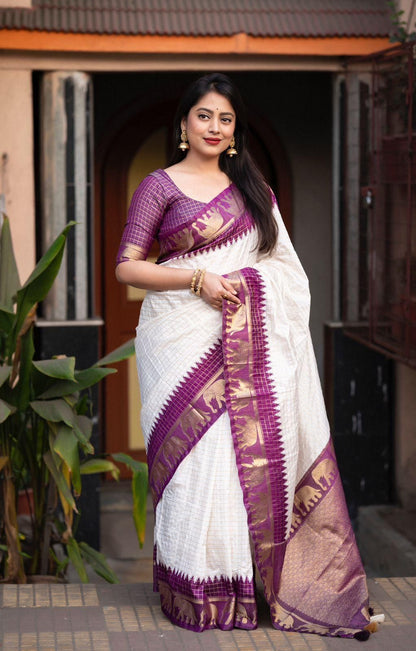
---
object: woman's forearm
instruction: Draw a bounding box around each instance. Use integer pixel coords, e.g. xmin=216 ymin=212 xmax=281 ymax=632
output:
xmin=115 ymin=260 xmax=194 ymax=291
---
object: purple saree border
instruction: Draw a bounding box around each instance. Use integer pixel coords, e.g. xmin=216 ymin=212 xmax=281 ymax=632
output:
xmin=222 ymin=267 xmax=289 ymax=597
xmin=158 ymin=185 xmax=255 ymax=263
xmin=273 ymin=443 xmax=370 ymax=637
xmin=240 ymin=268 xmax=289 ymax=546
xmin=147 ymin=341 xmax=226 ymax=507
xmin=290 ymin=439 xmax=339 ymax=539
xmin=154 ymin=552 xmax=257 ymax=632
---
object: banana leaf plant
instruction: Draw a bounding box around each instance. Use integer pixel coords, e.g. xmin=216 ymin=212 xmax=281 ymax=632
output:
xmin=0 ymin=215 xmax=148 ymax=584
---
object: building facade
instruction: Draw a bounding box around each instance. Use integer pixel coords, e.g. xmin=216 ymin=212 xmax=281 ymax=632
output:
xmin=1 ymin=1 xmax=414 ymax=521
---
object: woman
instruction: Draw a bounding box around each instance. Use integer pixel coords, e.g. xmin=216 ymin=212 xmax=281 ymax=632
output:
xmin=116 ymin=73 xmax=378 ymax=639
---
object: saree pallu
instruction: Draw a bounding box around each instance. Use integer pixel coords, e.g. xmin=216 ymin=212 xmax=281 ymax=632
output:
xmin=135 ymin=185 xmax=371 ymax=636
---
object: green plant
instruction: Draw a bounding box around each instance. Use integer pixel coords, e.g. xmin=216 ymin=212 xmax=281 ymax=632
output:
xmin=0 ymin=216 xmax=148 ymax=583
xmin=387 ymin=1 xmax=416 ymax=42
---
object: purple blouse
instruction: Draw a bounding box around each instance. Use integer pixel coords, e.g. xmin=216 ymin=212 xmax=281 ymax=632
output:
xmin=116 ymin=169 xmax=208 ymax=265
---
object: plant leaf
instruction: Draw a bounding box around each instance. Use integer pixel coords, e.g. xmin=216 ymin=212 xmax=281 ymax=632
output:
xmin=74 ymin=414 xmax=93 ymax=445
xmin=0 ymin=305 xmax=15 ymax=335
xmin=95 ymin=339 xmax=135 ymax=367
xmin=80 ymin=459 xmax=120 ymax=480
xmin=31 ymin=397 xmax=76 ymax=424
xmin=30 ymin=399 xmax=94 ymax=453
xmin=79 ymin=542 xmax=119 ymax=584
xmin=112 ymin=452 xmax=148 ymax=475
xmin=33 ymin=357 xmax=76 ymax=381
xmin=10 ymin=222 xmax=75 ymax=351
xmin=0 ymin=365 xmax=12 ymax=388
xmin=43 ymin=450 xmax=76 ymax=511
xmin=113 ymin=453 xmax=149 ymax=550
xmin=14 ymin=326 xmax=35 ymax=411
xmin=66 ymin=537 xmax=88 ymax=583
xmin=38 ymin=367 xmax=116 ymax=399
xmin=131 ymin=465 xmax=148 ymax=549
xmin=0 ymin=397 xmax=16 ymax=424
xmin=0 ymin=215 xmax=21 ymax=310
xmin=53 ymin=423 xmax=81 ymax=496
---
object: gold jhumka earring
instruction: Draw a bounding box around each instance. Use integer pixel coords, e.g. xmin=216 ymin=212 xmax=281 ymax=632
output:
xmin=226 ymin=136 xmax=237 ymax=157
xmin=178 ymin=129 xmax=190 ymax=151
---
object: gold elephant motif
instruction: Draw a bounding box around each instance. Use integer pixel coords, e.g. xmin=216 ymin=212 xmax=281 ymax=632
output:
xmin=290 ymin=510 xmax=303 ymax=534
xmin=293 ymin=484 xmax=322 ymax=516
xmin=160 ymin=435 xmax=184 ymax=467
xmin=167 ymin=227 xmax=195 ymax=252
xmin=173 ymin=595 xmax=198 ymax=625
xmin=193 ymin=208 xmax=224 ymax=237
xmin=159 ymin=582 xmax=173 ymax=613
xmin=235 ymin=602 xmax=251 ymax=626
xmin=202 ymin=378 xmax=226 ymax=412
xmin=226 ymin=303 xmax=247 ymax=335
xmin=203 ymin=601 xmax=219 ymax=626
xmin=233 ymin=416 xmax=259 ymax=450
xmin=182 ymin=405 xmax=210 ymax=437
xmin=311 ymin=457 xmax=338 ymax=491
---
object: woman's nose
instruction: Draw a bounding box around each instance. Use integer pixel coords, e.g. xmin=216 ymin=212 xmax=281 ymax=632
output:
xmin=209 ymin=117 xmax=220 ymax=133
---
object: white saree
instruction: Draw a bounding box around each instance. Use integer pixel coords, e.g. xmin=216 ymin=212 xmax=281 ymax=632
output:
xmin=117 ymin=171 xmax=373 ymax=637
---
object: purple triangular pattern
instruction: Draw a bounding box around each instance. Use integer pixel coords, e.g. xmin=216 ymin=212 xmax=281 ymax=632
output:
xmin=147 ymin=341 xmax=225 ymax=506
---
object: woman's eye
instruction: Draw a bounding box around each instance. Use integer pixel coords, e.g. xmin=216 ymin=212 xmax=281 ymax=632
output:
xmin=222 ymin=117 xmax=232 ymax=123
xmin=198 ymin=113 xmax=210 ymax=120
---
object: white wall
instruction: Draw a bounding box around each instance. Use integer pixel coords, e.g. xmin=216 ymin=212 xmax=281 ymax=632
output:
xmin=0 ymin=69 xmax=35 ymax=282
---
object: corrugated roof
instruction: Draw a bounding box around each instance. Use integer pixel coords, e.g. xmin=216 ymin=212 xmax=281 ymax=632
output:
xmin=0 ymin=0 xmax=392 ymax=38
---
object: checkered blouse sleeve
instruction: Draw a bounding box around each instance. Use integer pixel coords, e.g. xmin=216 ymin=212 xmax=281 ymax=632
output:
xmin=116 ymin=174 xmax=167 ymax=264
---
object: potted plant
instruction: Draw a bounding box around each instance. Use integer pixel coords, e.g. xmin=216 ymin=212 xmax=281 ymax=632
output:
xmin=0 ymin=216 xmax=147 ymax=583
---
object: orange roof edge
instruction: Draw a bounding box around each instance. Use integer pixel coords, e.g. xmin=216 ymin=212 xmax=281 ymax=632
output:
xmin=0 ymin=30 xmax=393 ymax=57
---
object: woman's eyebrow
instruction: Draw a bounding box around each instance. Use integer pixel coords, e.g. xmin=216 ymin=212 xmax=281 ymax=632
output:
xmin=196 ymin=106 xmax=235 ymax=116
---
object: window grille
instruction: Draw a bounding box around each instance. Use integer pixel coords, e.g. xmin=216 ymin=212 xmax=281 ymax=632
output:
xmin=344 ymin=43 xmax=416 ymax=368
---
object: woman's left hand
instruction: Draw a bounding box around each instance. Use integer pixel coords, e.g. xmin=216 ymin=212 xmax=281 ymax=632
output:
xmin=200 ymin=271 xmax=241 ymax=311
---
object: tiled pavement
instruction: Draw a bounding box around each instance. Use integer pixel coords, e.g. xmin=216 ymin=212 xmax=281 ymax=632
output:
xmin=1 ymin=577 xmax=415 ymax=651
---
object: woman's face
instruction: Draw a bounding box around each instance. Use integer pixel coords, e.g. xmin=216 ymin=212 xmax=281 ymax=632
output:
xmin=181 ymin=90 xmax=236 ymax=159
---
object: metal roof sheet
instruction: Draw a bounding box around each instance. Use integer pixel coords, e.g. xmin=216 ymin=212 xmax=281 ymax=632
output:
xmin=0 ymin=0 xmax=392 ymax=37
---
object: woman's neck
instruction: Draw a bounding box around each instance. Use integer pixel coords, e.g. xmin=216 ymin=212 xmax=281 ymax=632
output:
xmin=179 ymin=152 xmax=223 ymax=176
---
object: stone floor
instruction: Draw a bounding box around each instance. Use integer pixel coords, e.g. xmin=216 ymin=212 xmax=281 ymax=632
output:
xmin=2 ymin=484 xmax=416 ymax=650
xmin=0 ymin=578 xmax=415 ymax=650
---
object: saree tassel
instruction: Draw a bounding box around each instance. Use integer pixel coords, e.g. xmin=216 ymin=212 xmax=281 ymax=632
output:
xmin=353 ymin=613 xmax=385 ymax=641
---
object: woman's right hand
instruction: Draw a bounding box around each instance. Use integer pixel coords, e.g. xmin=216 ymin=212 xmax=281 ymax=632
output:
xmin=200 ymin=271 xmax=241 ymax=311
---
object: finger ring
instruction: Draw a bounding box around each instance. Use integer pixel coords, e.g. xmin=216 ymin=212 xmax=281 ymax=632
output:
xmin=222 ymin=294 xmax=228 ymax=300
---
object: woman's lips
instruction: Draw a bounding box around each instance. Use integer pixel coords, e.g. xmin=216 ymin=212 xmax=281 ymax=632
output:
xmin=204 ymin=138 xmax=221 ymax=145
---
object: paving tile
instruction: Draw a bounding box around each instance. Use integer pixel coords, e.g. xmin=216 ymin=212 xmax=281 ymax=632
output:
xmin=1 ymin=580 xmax=416 ymax=650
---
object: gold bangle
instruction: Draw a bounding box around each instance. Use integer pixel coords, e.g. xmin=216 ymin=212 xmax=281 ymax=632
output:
xmin=190 ymin=269 xmax=199 ymax=293
xmin=195 ymin=269 xmax=206 ymax=296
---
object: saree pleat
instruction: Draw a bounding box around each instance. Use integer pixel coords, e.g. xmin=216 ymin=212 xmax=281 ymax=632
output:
xmin=133 ymin=184 xmax=370 ymax=637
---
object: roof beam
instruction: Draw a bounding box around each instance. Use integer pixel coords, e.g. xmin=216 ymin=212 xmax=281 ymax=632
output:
xmin=0 ymin=30 xmax=393 ymax=58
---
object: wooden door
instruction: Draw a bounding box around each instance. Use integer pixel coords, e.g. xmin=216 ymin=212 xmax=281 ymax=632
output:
xmin=97 ymin=105 xmax=174 ymax=474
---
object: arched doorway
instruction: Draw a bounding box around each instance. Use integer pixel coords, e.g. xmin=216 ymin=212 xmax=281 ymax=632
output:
xmin=95 ymin=94 xmax=293 ymax=474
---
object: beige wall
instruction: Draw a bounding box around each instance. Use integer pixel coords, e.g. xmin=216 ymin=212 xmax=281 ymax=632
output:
xmin=0 ymin=69 xmax=35 ymax=282
xmin=395 ymin=362 xmax=416 ymax=508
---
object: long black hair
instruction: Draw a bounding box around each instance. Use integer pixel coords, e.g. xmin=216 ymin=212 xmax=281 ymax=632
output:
xmin=169 ymin=73 xmax=278 ymax=254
